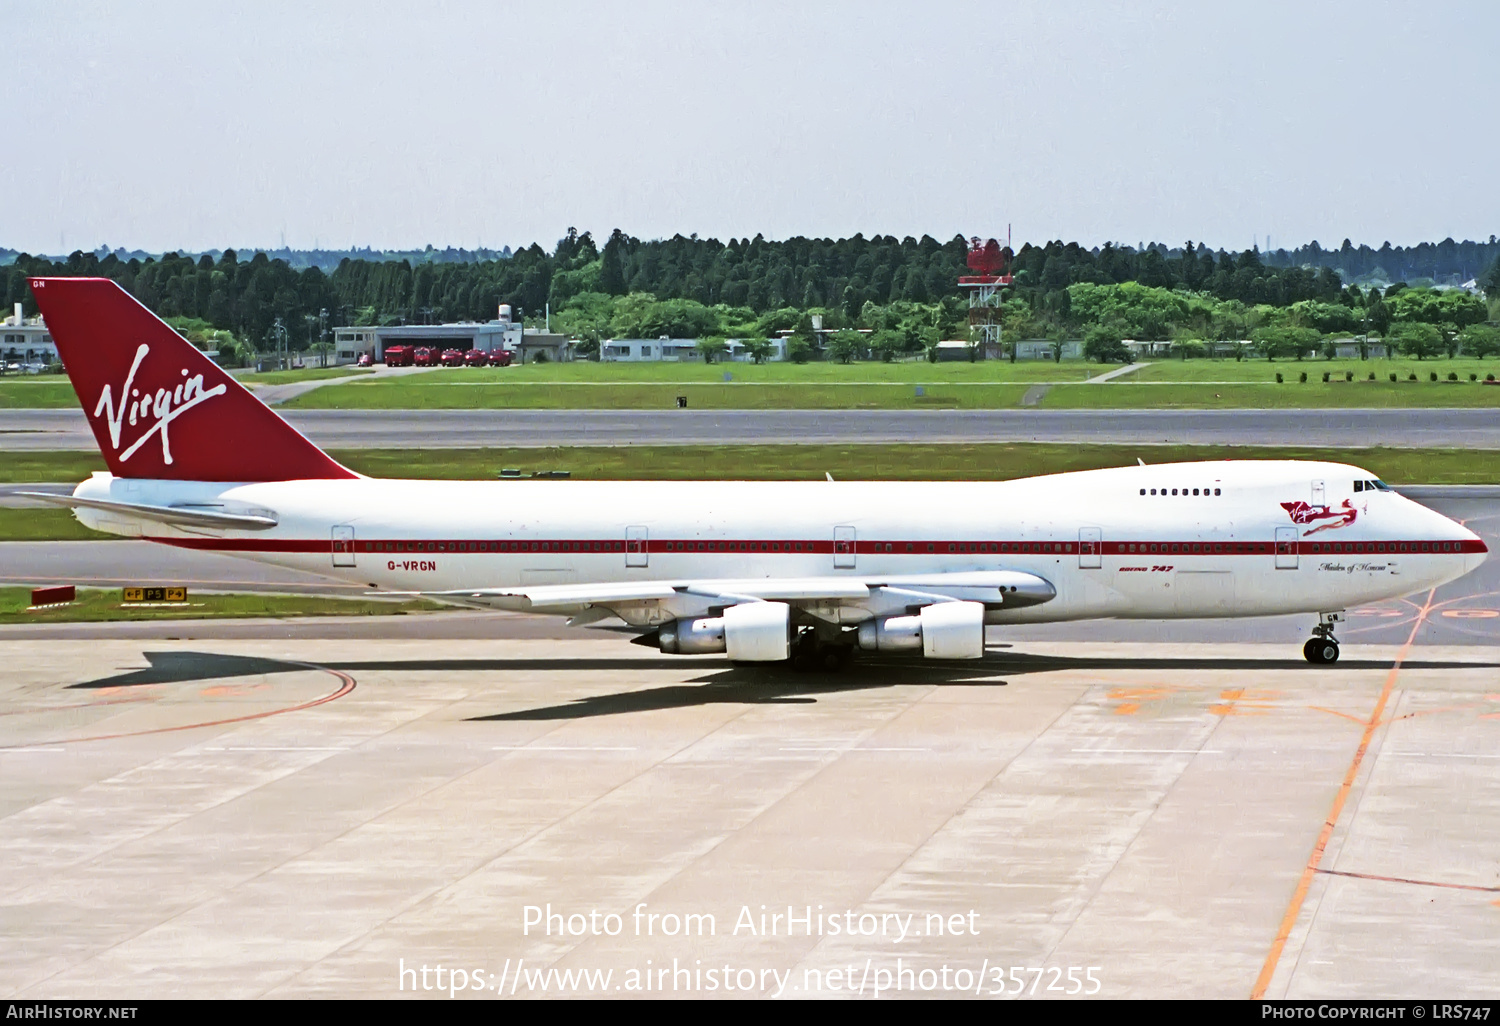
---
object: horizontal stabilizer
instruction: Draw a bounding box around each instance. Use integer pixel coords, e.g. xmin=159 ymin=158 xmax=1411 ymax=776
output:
xmin=17 ymin=492 xmax=279 ymax=531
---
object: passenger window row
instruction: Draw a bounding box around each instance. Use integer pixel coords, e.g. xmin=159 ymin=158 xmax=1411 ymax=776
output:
xmin=1140 ymin=487 xmax=1221 ymax=496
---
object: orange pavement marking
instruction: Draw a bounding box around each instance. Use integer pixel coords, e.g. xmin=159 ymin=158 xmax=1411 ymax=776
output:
xmin=1250 ymin=588 xmax=1436 ymax=1000
xmin=1306 ymin=705 xmax=1366 ymax=726
xmin=0 ymin=666 xmax=355 ymax=749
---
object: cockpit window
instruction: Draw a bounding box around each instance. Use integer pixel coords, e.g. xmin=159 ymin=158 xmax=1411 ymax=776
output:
xmin=1355 ymin=479 xmax=1391 ymax=493
xmin=1372 ymin=479 xmax=1391 ymax=491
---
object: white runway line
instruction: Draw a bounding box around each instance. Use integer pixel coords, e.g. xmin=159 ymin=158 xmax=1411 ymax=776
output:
xmin=492 ymin=745 xmax=638 ymax=751
xmin=1070 ymin=748 xmax=1224 ymax=755
xmin=202 ymin=746 xmax=350 ymax=752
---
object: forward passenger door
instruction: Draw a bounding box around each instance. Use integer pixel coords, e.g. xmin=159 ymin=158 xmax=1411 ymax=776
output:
xmin=1079 ymin=527 xmax=1102 ymax=569
xmin=626 ymin=526 xmax=649 ymax=568
xmin=1275 ymin=526 xmax=1299 ymax=569
xmin=834 ymin=526 xmax=856 ymax=569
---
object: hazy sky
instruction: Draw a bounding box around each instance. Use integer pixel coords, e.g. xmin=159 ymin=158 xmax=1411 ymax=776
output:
xmin=4 ymin=1 xmax=1496 ymax=254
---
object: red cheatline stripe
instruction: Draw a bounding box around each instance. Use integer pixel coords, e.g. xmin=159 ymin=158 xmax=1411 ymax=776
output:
xmin=154 ymin=537 xmax=1486 ymax=556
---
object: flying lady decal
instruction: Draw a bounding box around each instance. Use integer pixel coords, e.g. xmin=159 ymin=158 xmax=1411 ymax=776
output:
xmin=1280 ymin=499 xmax=1358 ymax=536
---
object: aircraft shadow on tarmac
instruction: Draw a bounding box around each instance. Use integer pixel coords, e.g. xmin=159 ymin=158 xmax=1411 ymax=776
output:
xmin=65 ymin=650 xmax=1500 ymax=721
xmin=467 ymin=650 xmax=1500 ymax=721
xmin=69 ymin=651 xmax=317 ymax=689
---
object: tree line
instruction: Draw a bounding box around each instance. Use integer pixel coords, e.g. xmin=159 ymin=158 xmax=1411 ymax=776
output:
xmin=5 ymin=231 xmax=1497 ymax=363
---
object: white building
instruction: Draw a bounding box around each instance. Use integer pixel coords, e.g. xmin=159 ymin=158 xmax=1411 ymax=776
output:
xmin=600 ymin=337 xmax=787 ymax=362
xmin=1 ymin=303 xmax=58 ymax=370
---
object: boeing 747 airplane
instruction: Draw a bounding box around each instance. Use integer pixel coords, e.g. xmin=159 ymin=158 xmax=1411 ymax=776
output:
xmin=22 ymin=278 xmax=1488 ymax=667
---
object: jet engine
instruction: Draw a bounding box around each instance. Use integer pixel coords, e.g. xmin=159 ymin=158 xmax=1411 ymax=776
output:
xmin=656 ymin=601 xmax=792 ymax=662
xmin=857 ymin=600 xmax=986 ymax=659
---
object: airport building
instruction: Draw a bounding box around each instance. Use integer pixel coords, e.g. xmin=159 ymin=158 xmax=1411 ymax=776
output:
xmin=1 ymin=303 xmax=58 ymax=370
xmin=600 ymin=337 xmax=789 ymax=362
xmin=332 ymin=305 xmax=571 ymax=364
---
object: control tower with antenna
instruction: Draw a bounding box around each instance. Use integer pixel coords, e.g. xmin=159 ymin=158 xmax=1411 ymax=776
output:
xmin=959 ymin=228 xmax=1013 ymax=358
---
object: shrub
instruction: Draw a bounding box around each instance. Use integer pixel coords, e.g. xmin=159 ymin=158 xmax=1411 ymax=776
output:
xmin=1488 ymin=373 xmax=1496 ymax=381
xmin=1083 ymin=326 xmax=1130 ymax=364
xmin=1321 ymin=371 xmax=1330 ymax=382
xmin=1470 ymin=373 xmax=1478 ymax=381
xmin=1448 ymin=371 xmax=1458 ymax=381
xmin=1345 ymin=371 xmax=1354 ymax=381
xmin=1430 ymin=371 xmax=1438 ymax=382
xmin=1408 ymin=373 xmax=1418 ymax=381
xmin=1368 ymin=372 xmax=1376 ymax=380
xmin=1389 ymin=373 xmax=1397 ymax=382
xmin=1275 ymin=372 xmax=1284 ymax=383
xmin=1299 ymin=371 xmax=1307 ymax=383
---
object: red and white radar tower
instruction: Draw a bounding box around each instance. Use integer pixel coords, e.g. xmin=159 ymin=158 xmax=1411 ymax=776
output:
xmin=959 ymin=231 xmax=1013 ymax=356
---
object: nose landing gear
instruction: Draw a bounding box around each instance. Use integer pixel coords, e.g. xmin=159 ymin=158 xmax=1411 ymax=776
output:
xmin=1303 ymin=611 xmax=1345 ymax=664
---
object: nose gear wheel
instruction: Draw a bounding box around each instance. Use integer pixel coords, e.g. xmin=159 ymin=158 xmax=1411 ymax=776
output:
xmin=1303 ymin=621 xmax=1340 ymax=664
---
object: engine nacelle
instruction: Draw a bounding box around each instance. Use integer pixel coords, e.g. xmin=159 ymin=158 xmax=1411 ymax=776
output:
xmin=857 ymin=601 xmax=986 ymax=660
xmin=657 ymin=602 xmax=792 ymax=662
xmin=723 ymin=601 xmax=792 ymax=662
xmin=657 ymin=616 xmax=727 ymax=654
xmin=856 ymin=614 xmax=923 ymax=652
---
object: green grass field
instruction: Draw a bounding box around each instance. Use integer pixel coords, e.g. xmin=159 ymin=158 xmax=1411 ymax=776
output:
xmin=0 ymin=586 xmax=443 ymax=624
xmin=1135 ymin=357 xmax=1500 ymax=383
xmin=280 ymin=356 xmax=1500 ymax=410
xmin=287 ymin=380 xmax=1039 ymax=410
xmin=358 ymin=360 xmax=1096 ymax=383
xmin=331 ymin=443 xmax=1500 ymax=484
xmin=10 ymin=356 xmax=1500 ymax=410
xmin=0 ymin=379 xmax=78 ymax=407
xmin=1042 ymin=380 xmax=1500 ymax=408
xmin=0 ymin=507 xmax=106 ymax=540
xmin=0 ymin=451 xmax=108 ymax=483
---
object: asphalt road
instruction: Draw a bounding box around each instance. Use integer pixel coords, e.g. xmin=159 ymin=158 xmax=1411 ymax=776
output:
xmin=3 ymin=496 xmax=1495 ymax=650
xmin=7 ymin=407 xmax=1500 ymax=449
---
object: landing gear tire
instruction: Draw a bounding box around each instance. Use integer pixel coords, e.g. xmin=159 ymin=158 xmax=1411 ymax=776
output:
xmin=1303 ymin=638 xmax=1340 ymax=664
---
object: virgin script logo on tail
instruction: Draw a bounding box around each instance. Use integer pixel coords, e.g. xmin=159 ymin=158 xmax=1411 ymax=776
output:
xmin=93 ymin=343 xmax=227 ymax=465
xmin=1280 ymin=499 xmax=1358 ymax=536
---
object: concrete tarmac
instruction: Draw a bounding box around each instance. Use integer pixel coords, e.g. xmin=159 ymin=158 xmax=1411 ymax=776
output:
xmin=8 ymin=407 xmax=1500 ymax=450
xmin=2 ymin=633 xmax=1498 ymax=999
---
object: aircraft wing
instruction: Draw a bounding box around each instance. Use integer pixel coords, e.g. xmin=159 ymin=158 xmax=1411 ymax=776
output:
xmin=412 ymin=569 xmax=1054 ymax=621
xmin=16 ymin=492 xmax=280 ymax=531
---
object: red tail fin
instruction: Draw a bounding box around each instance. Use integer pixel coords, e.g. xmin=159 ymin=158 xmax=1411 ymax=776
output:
xmin=29 ymin=277 xmax=355 ymax=482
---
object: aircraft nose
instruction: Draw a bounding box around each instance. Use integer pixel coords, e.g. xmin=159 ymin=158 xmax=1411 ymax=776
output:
xmin=1462 ymin=527 xmax=1489 ymax=574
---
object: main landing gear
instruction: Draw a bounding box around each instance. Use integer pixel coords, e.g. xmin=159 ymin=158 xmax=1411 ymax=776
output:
xmin=789 ymin=626 xmax=856 ymax=672
xmin=1303 ymin=611 xmax=1345 ymax=665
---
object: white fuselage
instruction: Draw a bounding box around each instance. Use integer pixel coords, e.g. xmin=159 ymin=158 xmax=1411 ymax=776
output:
xmin=70 ymin=459 xmax=1485 ymax=627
